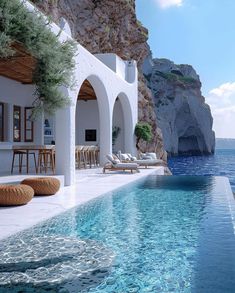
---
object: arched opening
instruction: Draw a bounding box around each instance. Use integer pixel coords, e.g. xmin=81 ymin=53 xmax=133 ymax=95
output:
xmin=112 ymin=97 xmax=124 ymax=153
xmin=76 ymin=80 xmax=100 ymax=147
xmin=112 ymin=93 xmax=135 ymax=155
xmin=75 ymin=77 xmax=111 ymax=168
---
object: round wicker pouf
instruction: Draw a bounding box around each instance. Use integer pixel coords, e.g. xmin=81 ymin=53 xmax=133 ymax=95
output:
xmin=0 ymin=184 xmax=34 ymax=206
xmin=21 ymin=177 xmax=60 ymax=196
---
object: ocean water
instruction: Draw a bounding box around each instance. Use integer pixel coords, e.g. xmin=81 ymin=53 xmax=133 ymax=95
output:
xmin=168 ymin=149 xmax=235 ymax=192
xmin=1 ymin=176 xmax=235 ymax=293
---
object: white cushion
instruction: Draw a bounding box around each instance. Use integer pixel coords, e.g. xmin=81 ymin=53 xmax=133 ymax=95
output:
xmin=121 ymin=154 xmax=130 ymax=161
xmin=141 ymin=154 xmax=152 ymax=160
xmin=106 ymin=154 xmax=120 ymax=164
xmin=126 ymin=153 xmax=136 ymax=161
xmin=135 ymin=159 xmax=163 ymax=166
xmin=115 ymin=163 xmax=138 ymax=168
xmin=139 ymin=153 xmax=144 ymax=159
xmin=146 ymin=152 xmax=157 ymax=160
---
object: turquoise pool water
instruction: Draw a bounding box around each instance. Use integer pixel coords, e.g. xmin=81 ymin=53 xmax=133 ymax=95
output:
xmin=1 ymin=176 xmax=235 ymax=292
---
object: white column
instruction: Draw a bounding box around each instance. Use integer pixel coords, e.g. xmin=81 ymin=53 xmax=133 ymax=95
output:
xmin=55 ymin=95 xmax=76 ymax=186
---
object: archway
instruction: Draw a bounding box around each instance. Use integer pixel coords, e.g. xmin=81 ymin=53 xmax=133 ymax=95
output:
xmin=76 ymin=80 xmax=100 ymax=147
xmin=75 ymin=76 xmax=111 ymax=167
xmin=112 ymin=97 xmax=124 ymax=153
xmin=112 ymin=92 xmax=135 ymax=155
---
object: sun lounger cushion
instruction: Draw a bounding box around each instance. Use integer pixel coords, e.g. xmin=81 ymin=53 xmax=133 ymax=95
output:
xmin=115 ymin=163 xmax=138 ymax=169
xmin=139 ymin=152 xmax=157 ymax=160
xmin=120 ymin=154 xmax=130 ymax=161
xmin=106 ymin=154 xmax=120 ymax=164
xmin=126 ymin=153 xmax=137 ymax=161
xmin=134 ymin=159 xmax=163 ymax=166
xmin=146 ymin=152 xmax=157 ymax=160
xmin=140 ymin=154 xmax=152 ymax=160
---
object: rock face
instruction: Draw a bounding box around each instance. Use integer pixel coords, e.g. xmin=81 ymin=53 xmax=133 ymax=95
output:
xmin=31 ymin=0 xmax=167 ymax=161
xmin=143 ymin=56 xmax=215 ymax=155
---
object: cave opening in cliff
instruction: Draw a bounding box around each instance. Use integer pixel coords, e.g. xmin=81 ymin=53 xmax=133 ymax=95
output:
xmin=178 ymin=135 xmax=200 ymax=155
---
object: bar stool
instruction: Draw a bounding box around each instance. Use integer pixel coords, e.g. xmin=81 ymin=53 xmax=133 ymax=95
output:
xmin=95 ymin=146 xmax=100 ymax=166
xmin=89 ymin=146 xmax=98 ymax=168
xmin=11 ymin=149 xmax=37 ymax=174
xmin=38 ymin=146 xmax=55 ymax=174
xmin=11 ymin=150 xmax=26 ymax=174
xmin=82 ymin=146 xmax=91 ymax=168
xmin=75 ymin=145 xmax=85 ymax=169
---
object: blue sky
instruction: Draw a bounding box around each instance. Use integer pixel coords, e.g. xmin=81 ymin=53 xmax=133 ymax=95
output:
xmin=136 ymin=0 xmax=235 ymax=138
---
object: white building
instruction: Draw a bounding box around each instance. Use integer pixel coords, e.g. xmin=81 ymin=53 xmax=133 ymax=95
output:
xmin=0 ymin=1 xmax=138 ymax=186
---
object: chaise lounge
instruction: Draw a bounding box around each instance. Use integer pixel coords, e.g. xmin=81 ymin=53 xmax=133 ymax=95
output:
xmin=103 ymin=154 xmax=139 ymax=173
xmin=119 ymin=153 xmax=166 ymax=168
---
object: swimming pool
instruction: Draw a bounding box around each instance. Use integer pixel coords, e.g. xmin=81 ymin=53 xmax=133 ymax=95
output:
xmin=0 ymin=176 xmax=235 ymax=292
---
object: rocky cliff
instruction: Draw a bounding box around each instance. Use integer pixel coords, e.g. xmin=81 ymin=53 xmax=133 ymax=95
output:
xmin=32 ymin=0 xmax=167 ymax=161
xmin=143 ymin=56 xmax=215 ymax=155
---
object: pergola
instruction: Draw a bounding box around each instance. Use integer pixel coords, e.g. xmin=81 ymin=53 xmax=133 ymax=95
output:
xmin=0 ymin=43 xmax=95 ymax=100
xmin=77 ymin=80 xmax=97 ymax=100
xmin=0 ymin=43 xmax=36 ymax=84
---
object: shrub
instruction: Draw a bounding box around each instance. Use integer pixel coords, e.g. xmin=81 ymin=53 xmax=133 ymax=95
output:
xmin=135 ymin=122 xmax=152 ymax=151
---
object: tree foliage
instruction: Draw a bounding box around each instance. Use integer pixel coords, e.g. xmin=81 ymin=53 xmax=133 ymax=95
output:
xmin=135 ymin=122 xmax=152 ymax=151
xmin=0 ymin=0 xmax=76 ymax=117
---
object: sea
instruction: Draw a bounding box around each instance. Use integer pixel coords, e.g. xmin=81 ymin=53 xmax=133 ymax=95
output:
xmin=168 ymin=138 xmax=235 ymax=192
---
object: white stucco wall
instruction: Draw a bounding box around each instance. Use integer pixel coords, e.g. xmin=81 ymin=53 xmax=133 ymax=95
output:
xmin=0 ymin=77 xmax=44 ymax=173
xmin=95 ymin=54 xmax=137 ymax=84
xmin=0 ymin=1 xmax=139 ymax=185
xmin=75 ymin=100 xmax=99 ymax=146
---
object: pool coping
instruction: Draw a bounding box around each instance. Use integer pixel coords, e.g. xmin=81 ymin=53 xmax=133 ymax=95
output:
xmin=0 ymin=167 xmax=164 ymax=241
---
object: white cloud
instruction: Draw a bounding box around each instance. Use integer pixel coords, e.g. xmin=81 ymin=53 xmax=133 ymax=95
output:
xmin=155 ymin=0 xmax=183 ymax=9
xmin=206 ymin=82 xmax=235 ymax=138
xmin=209 ymin=82 xmax=235 ymax=98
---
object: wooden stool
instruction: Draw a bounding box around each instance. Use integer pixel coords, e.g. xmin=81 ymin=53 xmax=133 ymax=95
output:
xmin=82 ymin=146 xmax=90 ymax=168
xmin=75 ymin=146 xmax=86 ymax=169
xmin=11 ymin=150 xmax=37 ymax=174
xmin=88 ymin=146 xmax=98 ymax=168
xmin=38 ymin=148 xmax=55 ymax=174
xmin=94 ymin=146 xmax=100 ymax=166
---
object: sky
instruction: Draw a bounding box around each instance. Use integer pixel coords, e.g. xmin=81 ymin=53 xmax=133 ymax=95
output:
xmin=136 ymin=0 xmax=235 ymax=138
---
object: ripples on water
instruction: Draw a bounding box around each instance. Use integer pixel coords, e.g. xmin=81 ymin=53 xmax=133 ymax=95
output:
xmin=1 ymin=176 xmax=235 ymax=292
xmin=168 ymin=149 xmax=235 ymax=191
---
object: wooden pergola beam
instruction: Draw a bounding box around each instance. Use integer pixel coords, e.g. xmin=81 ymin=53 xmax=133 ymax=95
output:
xmin=0 ymin=42 xmax=36 ymax=84
xmin=77 ymin=80 xmax=97 ymax=100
